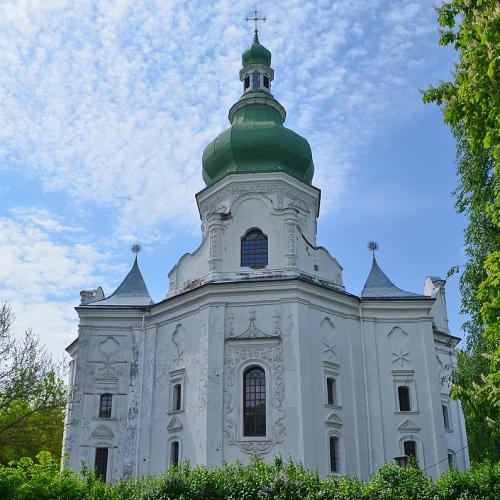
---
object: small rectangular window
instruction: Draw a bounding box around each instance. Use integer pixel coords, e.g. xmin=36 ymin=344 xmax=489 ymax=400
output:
xmin=448 ymin=452 xmax=455 ymax=468
xmin=99 ymin=394 xmax=112 ymax=418
xmin=95 ymin=447 xmax=108 ymax=482
xmin=398 ymin=386 xmax=411 ymax=411
xmin=263 ymin=75 xmax=270 ymax=88
xmin=442 ymin=404 xmax=450 ymax=430
xmin=327 ymin=378 xmax=336 ymax=405
xmin=244 ymin=75 xmax=250 ymax=90
xmin=329 ymin=436 xmax=339 ymax=472
xmin=173 ymin=384 xmax=182 ymax=412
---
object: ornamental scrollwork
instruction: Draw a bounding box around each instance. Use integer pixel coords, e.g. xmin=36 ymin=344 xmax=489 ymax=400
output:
xmin=223 ymin=344 xmax=286 ymax=458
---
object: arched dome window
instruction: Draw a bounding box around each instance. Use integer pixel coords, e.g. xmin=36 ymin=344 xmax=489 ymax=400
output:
xmin=241 ymin=229 xmax=268 ymax=269
xmin=243 ymin=366 xmax=266 ymax=436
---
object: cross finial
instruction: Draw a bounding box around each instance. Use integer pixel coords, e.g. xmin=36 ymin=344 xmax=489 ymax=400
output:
xmin=245 ymin=9 xmax=266 ymax=34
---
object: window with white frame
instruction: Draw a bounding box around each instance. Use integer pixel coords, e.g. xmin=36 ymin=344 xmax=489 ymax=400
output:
xmin=392 ymin=370 xmax=417 ymax=413
xmin=324 ymin=362 xmax=341 ymax=408
xmin=169 ymin=369 xmax=185 ymax=413
xmin=329 ymin=435 xmax=339 ymax=472
xmin=398 ymin=386 xmax=411 ymax=411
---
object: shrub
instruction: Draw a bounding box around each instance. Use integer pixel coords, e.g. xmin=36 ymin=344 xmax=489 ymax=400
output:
xmin=0 ymin=452 xmax=498 ymax=499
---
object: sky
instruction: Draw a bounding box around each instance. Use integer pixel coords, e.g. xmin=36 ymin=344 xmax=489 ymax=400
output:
xmin=0 ymin=0 xmax=466 ymax=360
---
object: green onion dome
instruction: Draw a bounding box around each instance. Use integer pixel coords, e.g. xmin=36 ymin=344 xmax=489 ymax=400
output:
xmin=202 ymin=33 xmax=314 ymax=186
xmin=242 ymin=31 xmax=271 ymax=66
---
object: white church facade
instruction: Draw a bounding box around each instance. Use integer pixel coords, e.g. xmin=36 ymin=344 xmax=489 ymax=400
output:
xmin=62 ymin=32 xmax=469 ymax=482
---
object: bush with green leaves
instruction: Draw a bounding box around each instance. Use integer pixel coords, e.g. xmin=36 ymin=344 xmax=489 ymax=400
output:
xmin=0 ymin=452 xmax=499 ymax=499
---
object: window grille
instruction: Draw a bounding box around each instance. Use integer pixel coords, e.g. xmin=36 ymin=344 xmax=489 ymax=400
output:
xmin=241 ymin=229 xmax=268 ymax=269
xmin=243 ymin=366 xmax=266 ymax=436
xmin=99 ymin=394 xmax=112 ymax=418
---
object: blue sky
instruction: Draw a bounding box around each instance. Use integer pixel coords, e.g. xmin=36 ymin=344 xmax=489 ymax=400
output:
xmin=0 ymin=0 xmax=466 ymax=358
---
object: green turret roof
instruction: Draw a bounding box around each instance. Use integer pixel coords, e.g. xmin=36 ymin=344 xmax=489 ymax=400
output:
xmin=202 ymin=33 xmax=314 ymax=186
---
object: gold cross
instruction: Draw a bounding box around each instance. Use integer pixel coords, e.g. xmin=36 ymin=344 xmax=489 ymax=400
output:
xmin=245 ymin=9 xmax=266 ymax=33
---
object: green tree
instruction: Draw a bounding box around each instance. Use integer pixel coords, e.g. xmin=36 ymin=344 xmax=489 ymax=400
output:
xmin=0 ymin=303 xmax=66 ymax=464
xmin=423 ymin=0 xmax=499 ymax=461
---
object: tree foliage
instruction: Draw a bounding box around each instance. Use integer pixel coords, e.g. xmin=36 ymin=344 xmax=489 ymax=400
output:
xmin=423 ymin=0 xmax=500 ymax=460
xmin=0 ymin=303 xmax=66 ymax=464
xmin=0 ymin=452 xmax=499 ymax=500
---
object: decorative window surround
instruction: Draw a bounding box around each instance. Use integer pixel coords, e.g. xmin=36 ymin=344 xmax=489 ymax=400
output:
xmin=392 ymin=370 xmax=418 ymax=413
xmin=326 ymin=430 xmax=345 ymax=475
xmin=323 ymin=361 xmax=342 ymax=409
xmin=168 ymin=369 xmax=186 ymax=415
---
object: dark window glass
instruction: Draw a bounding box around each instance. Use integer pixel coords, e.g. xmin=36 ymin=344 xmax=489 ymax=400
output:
xmin=241 ymin=229 xmax=268 ymax=269
xmin=99 ymin=393 xmax=112 ymax=418
xmin=398 ymin=386 xmax=411 ymax=411
xmin=244 ymin=75 xmax=250 ymax=90
xmin=329 ymin=436 xmax=339 ymax=472
xmin=327 ymin=378 xmax=335 ymax=405
xmin=263 ymin=75 xmax=270 ymax=88
xmin=170 ymin=441 xmax=179 ymax=465
xmin=95 ymin=448 xmax=108 ymax=482
xmin=442 ymin=404 xmax=450 ymax=430
xmin=448 ymin=452 xmax=454 ymax=468
xmin=173 ymin=384 xmax=182 ymax=411
xmin=243 ymin=366 xmax=266 ymax=436
xmin=404 ymin=440 xmax=416 ymax=458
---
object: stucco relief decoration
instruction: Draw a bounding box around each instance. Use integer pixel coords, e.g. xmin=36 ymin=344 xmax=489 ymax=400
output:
xmin=387 ymin=326 xmax=411 ymax=366
xmin=223 ymin=344 xmax=286 ymax=457
xmin=392 ymin=349 xmax=411 ymax=366
xmin=387 ymin=326 xmax=410 ymax=346
xmin=208 ymin=228 xmax=218 ymax=272
xmin=200 ymin=182 xmax=315 ymax=222
xmin=226 ymin=310 xmax=281 ymax=339
xmin=171 ymin=324 xmax=184 ymax=368
xmin=198 ymin=367 xmax=208 ymax=414
xmin=95 ymin=336 xmax=123 ymax=379
xmin=321 ymin=317 xmax=337 ymax=359
xmin=286 ymin=222 xmax=297 ymax=266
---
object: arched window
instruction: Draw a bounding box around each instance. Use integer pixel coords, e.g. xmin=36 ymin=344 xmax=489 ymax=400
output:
xmin=241 ymin=229 xmax=268 ymax=269
xmin=329 ymin=436 xmax=339 ymax=472
xmin=243 ymin=366 xmax=266 ymax=436
xmin=170 ymin=440 xmax=180 ymax=465
xmin=404 ymin=440 xmax=416 ymax=459
xmin=398 ymin=386 xmax=411 ymax=411
xmin=99 ymin=393 xmax=112 ymax=418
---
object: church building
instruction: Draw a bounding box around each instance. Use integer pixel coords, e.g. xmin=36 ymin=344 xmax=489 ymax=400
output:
xmin=62 ymin=31 xmax=469 ymax=482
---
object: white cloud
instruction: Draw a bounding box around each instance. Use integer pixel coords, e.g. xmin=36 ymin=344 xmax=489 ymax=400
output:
xmin=0 ymin=208 xmax=119 ymax=356
xmin=0 ymin=0 xmax=450 ymax=236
